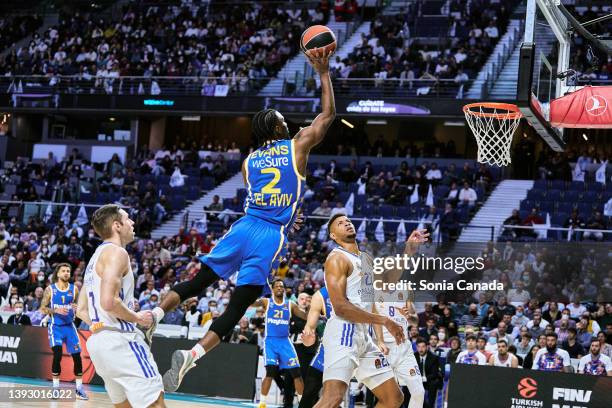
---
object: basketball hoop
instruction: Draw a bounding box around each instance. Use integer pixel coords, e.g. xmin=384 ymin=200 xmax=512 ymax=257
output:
xmin=463 ymin=102 xmax=522 ymax=166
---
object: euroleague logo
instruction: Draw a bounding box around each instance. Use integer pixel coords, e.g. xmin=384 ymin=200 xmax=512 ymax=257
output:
xmin=585 ymin=95 xmax=608 ymax=116
xmin=517 ymin=377 xmax=538 ymax=398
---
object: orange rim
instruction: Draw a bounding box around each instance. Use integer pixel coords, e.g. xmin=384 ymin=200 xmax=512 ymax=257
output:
xmin=463 ymin=102 xmax=523 ymax=119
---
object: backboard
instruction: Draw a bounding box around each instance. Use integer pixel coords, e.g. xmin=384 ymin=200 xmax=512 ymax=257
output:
xmin=516 ymin=0 xmax=571 ymax=152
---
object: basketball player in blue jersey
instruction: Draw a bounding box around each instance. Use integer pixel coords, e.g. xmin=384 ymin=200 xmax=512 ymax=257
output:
xmin=39 ymin=263 xmax=88 ymax=400
xmin=254 ymin=279 xmax=308 ymax=408
xmin=300 ymin=287 xmax=332 ymax=408
xmin=151 ymin=48 xmax=335 ymax=392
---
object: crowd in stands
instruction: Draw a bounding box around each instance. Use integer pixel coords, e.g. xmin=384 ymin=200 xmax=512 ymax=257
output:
xmin=503 ymin=145 xmax=611 ymax=242
xmin=0 ymin=1 xmax=328 ymax=94
xmin=329 ymin=0 xmax=520 ymax=96
xmin=0 ymin=141 xmax=238 ymax=237
xmin=0 ymin=14 xmax=42 ymax=53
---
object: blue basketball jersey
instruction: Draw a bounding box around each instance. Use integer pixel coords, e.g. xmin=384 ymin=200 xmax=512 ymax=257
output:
xmin=319 ymin=287 xmax=332 ymax=319
xmin=265 ymin=298 xmax=291 ymax=338
xmin=244 ymin=139 xmax=305 ymax=228
xmin=50 ymin=283 xmax=75 ymax=325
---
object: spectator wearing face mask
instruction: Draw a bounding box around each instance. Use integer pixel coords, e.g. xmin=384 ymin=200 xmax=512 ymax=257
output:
xmin=141 ymin=293 xmax=159 ymax=311
xmin=7 ymin=301 xmax=31 ymax=325
xmin=183 ymin=298 xmax=201 ymax=327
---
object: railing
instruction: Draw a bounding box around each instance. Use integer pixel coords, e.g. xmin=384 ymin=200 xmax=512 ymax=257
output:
xmin=1 ymin=75 xmax=477 ymax=99
xmin=482 ymin=19 xmax=525 ymax=98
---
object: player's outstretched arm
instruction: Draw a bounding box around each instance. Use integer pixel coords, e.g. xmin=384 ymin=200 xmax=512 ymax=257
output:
xmin=301 ymin=291 xmax=323 ymax=347
xmin=99 ymin=245 xmax=151 ymax=327
xmin=294 ymin=48 xmax=335 ymax=153
xmin=251 ymin=298 xmax=268 ymax=309
xmin=326 ymin=252 xmax=405 ymax=344
xmin=76 ymin=285 xmax=92 ymax=326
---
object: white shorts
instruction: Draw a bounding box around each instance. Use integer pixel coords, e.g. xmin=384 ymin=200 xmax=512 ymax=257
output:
xmin=385 ymin=341 xmax=422 ymax=388
xmin=322 ymin=318 xmax=394 ymax=390
xmin=87 ymin=330 xmax=163 ymax=408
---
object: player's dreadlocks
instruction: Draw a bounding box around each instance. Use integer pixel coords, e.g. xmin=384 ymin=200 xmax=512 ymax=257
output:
xmin=252 ymin=109 xmax=279 ymax=146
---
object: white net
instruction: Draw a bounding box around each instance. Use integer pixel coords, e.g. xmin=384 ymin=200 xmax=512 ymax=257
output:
xmin=463 ymin=103 xmax=522 ymax=167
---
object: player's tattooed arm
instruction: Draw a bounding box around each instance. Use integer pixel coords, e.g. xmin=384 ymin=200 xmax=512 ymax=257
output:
xmin=39 ymin=286 xmax=53 ymax=316
xmin=76 ymin=284 xmax=92 ymax=325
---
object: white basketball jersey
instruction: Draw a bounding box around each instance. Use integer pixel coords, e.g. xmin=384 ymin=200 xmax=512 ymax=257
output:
xmin=83 ymin=242 xmax=136 ymax=332
xmin=328 ymin=247 xmax=373 ymax=317
xmin=375 ymin=300 xmax=410 ymax=343
xmin=492 ymin=352 xmax=514 ymax=367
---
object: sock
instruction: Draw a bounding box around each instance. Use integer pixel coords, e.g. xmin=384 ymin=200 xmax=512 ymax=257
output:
xmin=152 ymin=307 xmax=165 ymax=322
xmin=260 ymin=393 xmax=268 ymax=404
xmin=76 ymin=379 xmax=82 ymax=389
xmin=296 ymin=394 xmax=302 ymax=402
xmin=190 ymin=344 xmax=206 ymax=361
xmin=53 ymin=378 xmax=60 ymax=387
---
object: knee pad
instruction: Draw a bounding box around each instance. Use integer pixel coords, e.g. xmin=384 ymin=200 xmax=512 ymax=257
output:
xmin=52 ymin=346 xmax=63 ymax=375
xmin=171 ymin=262 xmax=219 ymax=301
xmin=265 ymin=365 xmax=280 ymax=378
xmin=71 ymin=353 xmax=83 ymax=376
xmin=209 ymin=285 xmax=263 ymax=337
xmin=288 ymin=367 xmax=302 ymax=379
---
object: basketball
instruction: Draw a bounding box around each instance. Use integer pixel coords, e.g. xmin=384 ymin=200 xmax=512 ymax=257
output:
xmin=300 ymin=25 xmax=336 ymax=55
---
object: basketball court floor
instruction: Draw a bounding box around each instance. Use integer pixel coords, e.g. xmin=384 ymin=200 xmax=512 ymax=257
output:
xmin=0 ymin=376 xmax=255 ymax=408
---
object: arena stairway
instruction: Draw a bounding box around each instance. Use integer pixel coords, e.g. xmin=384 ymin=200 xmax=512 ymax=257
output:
xmin=466 ymin=19 xmax=523 ymax=99
xmin=457 ymin=179 xmax=534 ymax=242
xmin=150 ymin=171 xmax=244 ymax=239
xmin=488 ymin=19 xmax=557 ymax=100
xmin=259 ymin=19 xmax=371 ymax=96
xmin=0 ymin=13 xmax=59 ymax=58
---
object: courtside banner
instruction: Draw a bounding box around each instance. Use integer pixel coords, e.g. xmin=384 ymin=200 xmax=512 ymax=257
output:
xmin=448 ymin=364 xmax=612 ymax=408
xmin=0 ymin=324 xmax=258 ymax=399
xmin=550 ymin=86 xmax=612 ymax=128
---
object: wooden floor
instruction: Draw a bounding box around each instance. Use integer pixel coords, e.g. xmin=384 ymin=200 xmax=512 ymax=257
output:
xmin=0 ymin=379 xmax=254 ymax=408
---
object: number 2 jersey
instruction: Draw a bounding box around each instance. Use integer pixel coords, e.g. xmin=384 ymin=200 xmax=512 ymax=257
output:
xmin=83 ymin=242 xmax=137 ymax=332
xmin=244 ymin=138 xmax=305 ymax=229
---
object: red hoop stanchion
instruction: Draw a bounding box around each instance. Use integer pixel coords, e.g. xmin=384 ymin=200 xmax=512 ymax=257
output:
xmin=463 ymin=102 xmax=523 ymax=166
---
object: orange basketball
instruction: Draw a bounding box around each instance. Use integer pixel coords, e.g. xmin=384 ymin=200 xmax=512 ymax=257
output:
xmin=300 ymin=25 xmax=336 ymax=55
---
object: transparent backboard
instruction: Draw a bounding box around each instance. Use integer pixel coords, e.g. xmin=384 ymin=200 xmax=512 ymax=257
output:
xmin=517 ymin=0 xmax=570 ymax=151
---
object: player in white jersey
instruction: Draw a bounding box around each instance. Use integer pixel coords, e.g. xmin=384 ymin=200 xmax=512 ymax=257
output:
xmin=373 ymin=295 xmax=424 ymax=408
xmin=456 ymin=335 xmax=487 ymax=365
xmin=488 ymin=339 xmax=518 ymax=368
xmin=76 ymin=204 xmax=165 ymax=408
xmin=577 ymin=340 xmax=612 ymax=376
xmin=314 ymin=214 xmax=428 ymax=408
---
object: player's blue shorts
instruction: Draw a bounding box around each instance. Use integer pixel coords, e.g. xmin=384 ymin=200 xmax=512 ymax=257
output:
xmin=200 ymin=215 xmax=286 ymax=288
xmin=48 ymin=323 xmax=81 ymax=353
xmin=264 ymin=337 xmax=300 ymax=369
xmin=310 ymin=344 xmax=324 ymax=372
